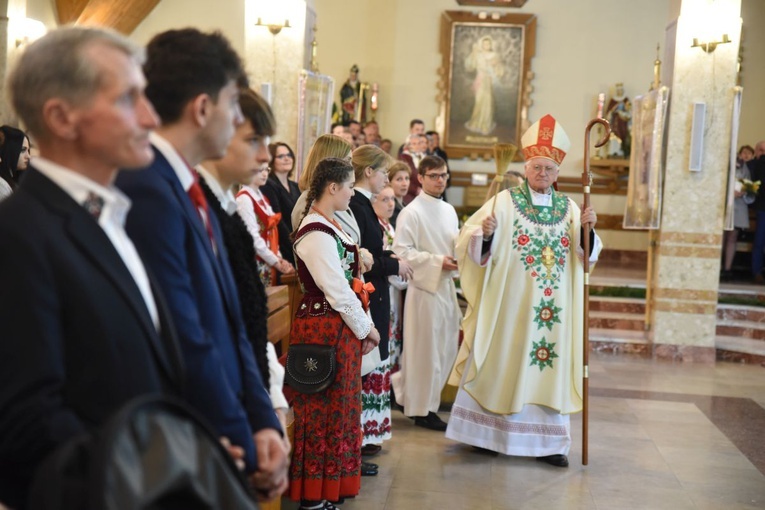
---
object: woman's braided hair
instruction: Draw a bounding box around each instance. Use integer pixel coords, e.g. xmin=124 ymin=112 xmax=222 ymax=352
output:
xmin=291 ymin=157 xmax=354 ymax=240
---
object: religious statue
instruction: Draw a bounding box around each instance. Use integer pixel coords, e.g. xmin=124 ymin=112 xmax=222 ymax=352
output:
xmin=340 ymin=64 xmax=368 ymax=124
xmin=605 ymin=82 xmax=632 ymax=158
xmin=464 ymin=36 xmax=504 ymax=135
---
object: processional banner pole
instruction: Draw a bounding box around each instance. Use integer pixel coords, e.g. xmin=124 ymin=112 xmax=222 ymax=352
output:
xmin=581 ymin=117 xmax=609 ymax=466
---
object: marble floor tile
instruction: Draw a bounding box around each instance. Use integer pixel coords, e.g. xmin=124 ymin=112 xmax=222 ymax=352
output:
xmin=280 ymin=354 xmax=765 ymax=509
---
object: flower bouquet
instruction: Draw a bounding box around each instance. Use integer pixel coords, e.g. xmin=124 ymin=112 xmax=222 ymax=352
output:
xmin=736 ymin=179 xmax=761 ymax=194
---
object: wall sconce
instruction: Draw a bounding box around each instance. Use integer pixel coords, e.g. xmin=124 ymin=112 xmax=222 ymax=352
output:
xmin=691 ymin=33 xmax=731 ymax=53
xmin=255 ymin=17 xmax=290 ymax=35
xmin=15 ymin=18 xmax=46 ymax=47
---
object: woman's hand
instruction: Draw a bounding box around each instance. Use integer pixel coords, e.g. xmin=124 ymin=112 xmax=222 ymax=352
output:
xmin=276 ymin=259 xmax=294 ymax=274
xmin=361 ymin=327 xmax=380 ymax=355
xmin=359 ymin=248 xmax=374 ymax=273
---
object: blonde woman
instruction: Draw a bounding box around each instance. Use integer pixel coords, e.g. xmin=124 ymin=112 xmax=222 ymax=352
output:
xmin=349 ymin=145 xmax=413 ymax=459
xmin=291 ymin=134 xmax=373 ymax=271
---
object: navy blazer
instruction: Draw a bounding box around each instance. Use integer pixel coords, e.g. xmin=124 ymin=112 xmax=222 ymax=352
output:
xmin=349 ymin=191 xmax=399 ymax=361
xmin=116 ymin=147 xmax=280 ymax=472
xmin=0 ymin=168 xmax=184 ymax=509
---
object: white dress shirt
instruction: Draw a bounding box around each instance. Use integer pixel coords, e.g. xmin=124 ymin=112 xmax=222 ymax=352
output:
xmin=33 ymin=157 xmax=160 ymax=329
xmin=198 ymin=167 xmax=289 ymax=411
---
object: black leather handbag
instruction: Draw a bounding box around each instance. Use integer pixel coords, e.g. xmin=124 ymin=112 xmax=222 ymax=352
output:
xmin=285 ymin=344 xmax=337 ymax=394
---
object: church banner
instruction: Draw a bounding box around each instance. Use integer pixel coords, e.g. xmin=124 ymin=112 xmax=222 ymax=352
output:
xmin=296 ymin=71 xmax=334 ymax=183
xmin=623 ymin=86 xmax=670 ymax=229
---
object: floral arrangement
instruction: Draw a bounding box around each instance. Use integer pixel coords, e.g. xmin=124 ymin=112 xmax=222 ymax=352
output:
xmin=736 ymin=179 xmax=761 ymax=195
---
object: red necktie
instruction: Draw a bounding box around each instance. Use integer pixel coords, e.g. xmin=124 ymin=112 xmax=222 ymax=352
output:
xmin=187 ymin=170 xmax=217 ymax=253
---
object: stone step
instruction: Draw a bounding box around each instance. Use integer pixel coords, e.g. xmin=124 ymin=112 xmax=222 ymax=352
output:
xmin=589 ymin=296 xmax=646 ymax=314
xmin=716 ymin=335 xmax=765 ymax=364
xmin=590 ymin=296 xmax=765 ymax=322
xmin=716 ymin=304 xmax=765 ymax=322
xmin=589 ymin=328 xmax=651 ymax=357
xmin=589 ymin=310 xmax=645 ymax=331
xmin=715 ymin=319 xmax=765 ymax=340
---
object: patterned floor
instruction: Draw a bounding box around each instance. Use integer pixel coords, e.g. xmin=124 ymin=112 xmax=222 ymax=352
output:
xmin=282 ymin=353 xmax=765 ymax=510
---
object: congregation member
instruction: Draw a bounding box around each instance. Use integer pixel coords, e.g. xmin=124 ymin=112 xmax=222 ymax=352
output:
xmin=237 ymin=155 xmax=295 ymax=287
xmin=0 ymin=126 xmax=31 ymax=199
xmin=721 ymin=145 xmax=757 ymax=280
xmin=115 ymin=28 xmax=287 ymax=499
xmin=397 ymin=118 xmax=426 ymax=155
xmin=399 ymin=133 xmax=428 ymax=204
xmin=446 ymin=115 xmax=601 ymax=467
xmin=348 ymin=120 xmax=362 ymax=139
xmin=425 ymin=130 xmax=448 ymax=167
xmin=261 ymin=142 xmax=301 ymax=266
xmin=349 ymin=145 xmax=413 ymax=459
xmin=372 ymin=185 xmax=408 ymax=373
xmin=289 ymin=157 xmax=381 ymax=510
xmin=387 ymin=161 xmax=410 ymax=227
xmin=747 ymin=141 xmax=765 ymax=283
xmin=363 ymin=120 xmax=381 ymax=145
xmin=197 ymin=87 xmax=290 ymax=432
xmin=392 ymin=155 xmax=461 ymax=431
xmin=0 ymin=26 xmax=184 ymax=508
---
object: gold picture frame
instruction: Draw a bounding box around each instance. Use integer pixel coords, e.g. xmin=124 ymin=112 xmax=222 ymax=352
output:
xmin=437 ymin=11 xmax=536 ymax=160
xmin=456 ymin=0 xmax=528 ymax=7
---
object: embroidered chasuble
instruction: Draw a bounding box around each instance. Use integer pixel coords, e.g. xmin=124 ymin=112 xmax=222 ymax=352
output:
xmin=450 ymin=184 xmax=590 ymax=416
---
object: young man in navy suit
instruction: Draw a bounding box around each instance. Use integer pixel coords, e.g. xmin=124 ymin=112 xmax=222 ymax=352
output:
xmin=115 ymin=29 xmax=288 ymax=501
xmin=0 ymin=27 xmax=184 ymax=509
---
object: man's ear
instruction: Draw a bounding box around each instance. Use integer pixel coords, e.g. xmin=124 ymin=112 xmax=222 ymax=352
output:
xmin=41 ymin=98 xmax=79 ymax=141
xmin=189 ymin=94 xmax=211 ymax=128
xmin=417 ymin=173 xmax=424 ymax=186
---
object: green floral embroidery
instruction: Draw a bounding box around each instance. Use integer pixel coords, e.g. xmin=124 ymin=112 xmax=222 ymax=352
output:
xmin=336 ymin=238 xmax=354 ymax=282
xmin=512 ymin=219 xmax=571 ymax=290
xmin=510 ymin=184 xmax=569 ymax=226
xmin=529 ymin=337 xmax=559 ymax=371
xmin=361 ymin=392 xmax=391 ymax=413
xmin=533 ymin=298 xmax=562 ymax=331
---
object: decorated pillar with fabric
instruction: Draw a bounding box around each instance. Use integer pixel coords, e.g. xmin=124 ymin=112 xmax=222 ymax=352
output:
xmin=446 ymin=114 xmax=602 ymax=467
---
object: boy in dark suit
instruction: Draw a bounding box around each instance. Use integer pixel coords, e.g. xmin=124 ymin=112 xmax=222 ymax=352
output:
xmin=115 ymin=29 xmax=288 ymax=502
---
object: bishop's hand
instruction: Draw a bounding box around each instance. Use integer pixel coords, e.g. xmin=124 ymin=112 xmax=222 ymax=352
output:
xmin=482 ymin=213 xmax=497 ymax=238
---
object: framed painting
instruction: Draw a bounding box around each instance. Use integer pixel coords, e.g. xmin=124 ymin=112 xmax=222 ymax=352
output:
xmin=296 ymin=70 xmax=334 ymax=182
xmin=438 ymin=11 xmax=536 ymax=159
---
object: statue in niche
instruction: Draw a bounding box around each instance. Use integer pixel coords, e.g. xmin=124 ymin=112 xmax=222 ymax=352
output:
xmin=605 ymin=82 xmax=632 ymax=158
xmin=340 ymin=64 xmax=367 ymax=124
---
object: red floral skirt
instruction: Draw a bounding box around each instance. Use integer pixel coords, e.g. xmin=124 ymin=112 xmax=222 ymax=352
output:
xmin=287 ymin=311 xmax=362 ymax=502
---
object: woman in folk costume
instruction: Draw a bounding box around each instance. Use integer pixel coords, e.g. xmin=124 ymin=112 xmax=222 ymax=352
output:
xmin=372 ymin=185 xmax=408 ymax=373
xmin=446 ymin=115 xmax=602 ymax=467
xmin=348 ymin=145 xmax=413 ymax=458
xmin=288 ymin=157 xmax=380 ymax=510
xmin=237 ymin=167 xmax=295 ymax=287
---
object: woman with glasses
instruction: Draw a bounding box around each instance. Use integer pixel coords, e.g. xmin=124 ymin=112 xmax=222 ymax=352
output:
xmin=262 ymin=142 xmax=301 ymax=266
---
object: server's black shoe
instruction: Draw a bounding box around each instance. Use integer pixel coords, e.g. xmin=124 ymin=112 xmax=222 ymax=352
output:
xmin=536 ymin=454 xmax=569 ymax=467
xmin=414 ymin=412 xmax=447 ymax=431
